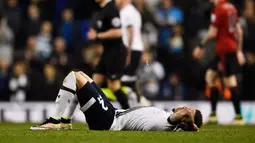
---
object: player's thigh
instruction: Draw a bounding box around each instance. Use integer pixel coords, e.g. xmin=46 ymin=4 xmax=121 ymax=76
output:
xmin=76 ymin=81 xmax=116 ymax=130
xmin=78 ymin=71 xmax=93 ymax=83
xmin=74 ymin=72 xmax=89 ymax=89
xmin=223 ymin=75 xmax=237 ymax=88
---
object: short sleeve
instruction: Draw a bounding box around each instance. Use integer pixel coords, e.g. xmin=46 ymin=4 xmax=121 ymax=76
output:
xmin=108 ymin=9 xmax=121 ymax=28
xmin=122 ymin=12 xmax=134 ymax=27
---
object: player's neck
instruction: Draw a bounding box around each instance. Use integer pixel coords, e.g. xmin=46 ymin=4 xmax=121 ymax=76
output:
xmin=121 ymin=2 xmax=130 ymax=9
xmin=100 ymin=0 xmax=111 ymax=8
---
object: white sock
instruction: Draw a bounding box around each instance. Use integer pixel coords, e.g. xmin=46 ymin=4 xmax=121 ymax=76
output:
xmin=62 ymin=95 xmax=79 ymax=119
xmin=51 ymin=71 xmax=76 ymax=119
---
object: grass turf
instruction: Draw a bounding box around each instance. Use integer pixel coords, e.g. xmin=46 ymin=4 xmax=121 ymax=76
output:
xmin=0 ymin=123 xmax=254 ymax=143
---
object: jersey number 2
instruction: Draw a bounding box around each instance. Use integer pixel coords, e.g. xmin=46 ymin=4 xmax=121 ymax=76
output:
xmin=97 ymin=95 xmax=108 ymax=111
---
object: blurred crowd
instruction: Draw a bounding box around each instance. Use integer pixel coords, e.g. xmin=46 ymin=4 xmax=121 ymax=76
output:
xmin=0 ymin=0 xmax=255 ymax=102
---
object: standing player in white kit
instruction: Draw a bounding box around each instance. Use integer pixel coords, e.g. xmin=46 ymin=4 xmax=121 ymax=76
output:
xmin=102 ymin=0 xmax=150 ymax=106
xmin=31 ymin=71 xmax=203 ymax=131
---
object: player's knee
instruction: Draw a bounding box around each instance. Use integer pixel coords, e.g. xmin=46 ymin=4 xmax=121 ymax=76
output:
xmin=108 ymin=80 xmax=121 ymax=92
xmin=63 ymin=71 xmax=76 ymax=87
xmin=74 ymin=72 xmax=89 ymax=89
xmin=205 ymin=70 xmax=217 ymax=87
xmin=223 ymin=76 xmax=237 ymax=88
xmin=78 ymin=71 xmax=93 ymax=83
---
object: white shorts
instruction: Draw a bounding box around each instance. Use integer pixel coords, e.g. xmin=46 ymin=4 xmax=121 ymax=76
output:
xmin=109 ymin=109 xmax=126 ymax=131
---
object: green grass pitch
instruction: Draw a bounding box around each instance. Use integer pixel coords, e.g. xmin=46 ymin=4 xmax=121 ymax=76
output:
xmin=0 ymin=123 xmax=255 ymax=143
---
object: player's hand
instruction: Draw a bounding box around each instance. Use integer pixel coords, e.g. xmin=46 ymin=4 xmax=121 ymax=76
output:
xmin=193 ymin=47 xmax=204 ymax=60
xmin=87 ymin=29 xmax=97 ymax=40
xmin=237 ymin=50 xmax=246 ymax=66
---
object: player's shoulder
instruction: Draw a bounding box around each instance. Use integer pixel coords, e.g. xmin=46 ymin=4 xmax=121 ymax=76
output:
xmin=122 ymin=4 xmax=139 ymax=14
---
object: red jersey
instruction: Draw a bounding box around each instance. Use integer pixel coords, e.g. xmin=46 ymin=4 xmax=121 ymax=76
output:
xmin=211 ymin=1 xmax=239 ymax=55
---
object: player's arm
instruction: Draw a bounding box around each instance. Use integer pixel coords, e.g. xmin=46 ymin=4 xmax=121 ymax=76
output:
xmin=88 ymin=11 xmax=122 ymax=40
xmin=193 ymin=25 xmax=218 ymax=60
xmin=236 ymin=23 xmax=243 ymax=51
xmin=169 ymin=108 xmax=199 ymax=131
xmin=125 ymin=26 xmax=134 ymax=66
xmin=236 ymin=23 xmax=246 ymax=65
xmin=200 ymin=25 xmax=218 ymax=47
xmin=97 ymin=13 xmax=122 ymax=39
xmin=97 ymin=28 xmax=122 ymax=39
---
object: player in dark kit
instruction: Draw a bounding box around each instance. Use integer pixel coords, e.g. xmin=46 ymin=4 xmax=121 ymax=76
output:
xmin=193 ymin=0 xmax=245 ymax=124
xmin=87 ymin=0 xmax=129 ymax=109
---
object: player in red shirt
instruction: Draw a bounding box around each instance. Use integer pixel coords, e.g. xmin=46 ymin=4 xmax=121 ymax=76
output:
xmin=193 ymin=0 xmax=245 ymax=125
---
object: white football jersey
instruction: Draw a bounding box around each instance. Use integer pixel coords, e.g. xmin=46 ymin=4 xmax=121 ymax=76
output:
xmin=110 ymin=107 xmax=175 ymax=131
xmin=120 ymin=4 xmax=144 ymax=51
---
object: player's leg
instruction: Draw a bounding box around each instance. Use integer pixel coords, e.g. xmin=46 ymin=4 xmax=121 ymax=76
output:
xmin=75 ymin=72 xmax=116 ymax=130
xmin=61 ymin=95 xmax=78 ymax=129
xmin=93 ymin=53 xmax=106 ymax=87
xmin=82 ymin=72 xmax=108 ymax=101
xmin=60 ymin=71 xmax=110 ymax=129
xmin=223 ymin=53 xmax=244 ymax=125
xmin=122 ymin=50 xmax=142 ymax=90
xmin=107 ymin=79 xmax=129 ymax=109
xmin=30 ymin=71 xmax=77 ymax=130
xmin=106 ymin=48 xmax=130 ymax=109
xmin=121 ymin=50 xmax=151 ymax=106
xmin=206 ymin=56 xmax=220 ymax=123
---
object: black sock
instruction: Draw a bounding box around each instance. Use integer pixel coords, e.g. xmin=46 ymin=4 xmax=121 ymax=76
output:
xmin=230 ymin=87 xmax=242 ymax=118
xmin=114 ymin=89 xmax=130 ymax=109
xmin=210 ymin=87 xmax=218 ymax=115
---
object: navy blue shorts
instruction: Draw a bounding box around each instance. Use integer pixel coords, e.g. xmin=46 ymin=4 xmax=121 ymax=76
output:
xmin=77 ymin=83 xmax=116 ymax=130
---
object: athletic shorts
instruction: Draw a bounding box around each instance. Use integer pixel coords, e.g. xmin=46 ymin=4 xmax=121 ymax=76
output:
xmin=209 ymin=52 xmax=241 ymax=76
xmin=95 ymin=46 xmax=127 ymax=80
xmin=124 ymin=50 xmax=142 ymax=76
xmin=77 ymin=83 xmax=116 ymax=130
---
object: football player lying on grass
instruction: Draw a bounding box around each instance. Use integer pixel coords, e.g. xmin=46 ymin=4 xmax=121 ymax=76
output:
xmin=31 ymin=71 xmax=203 ymax=131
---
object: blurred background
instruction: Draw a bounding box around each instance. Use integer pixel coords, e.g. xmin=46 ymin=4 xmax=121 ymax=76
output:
xmin=0 ymin=0 xmax=255 ymax=123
